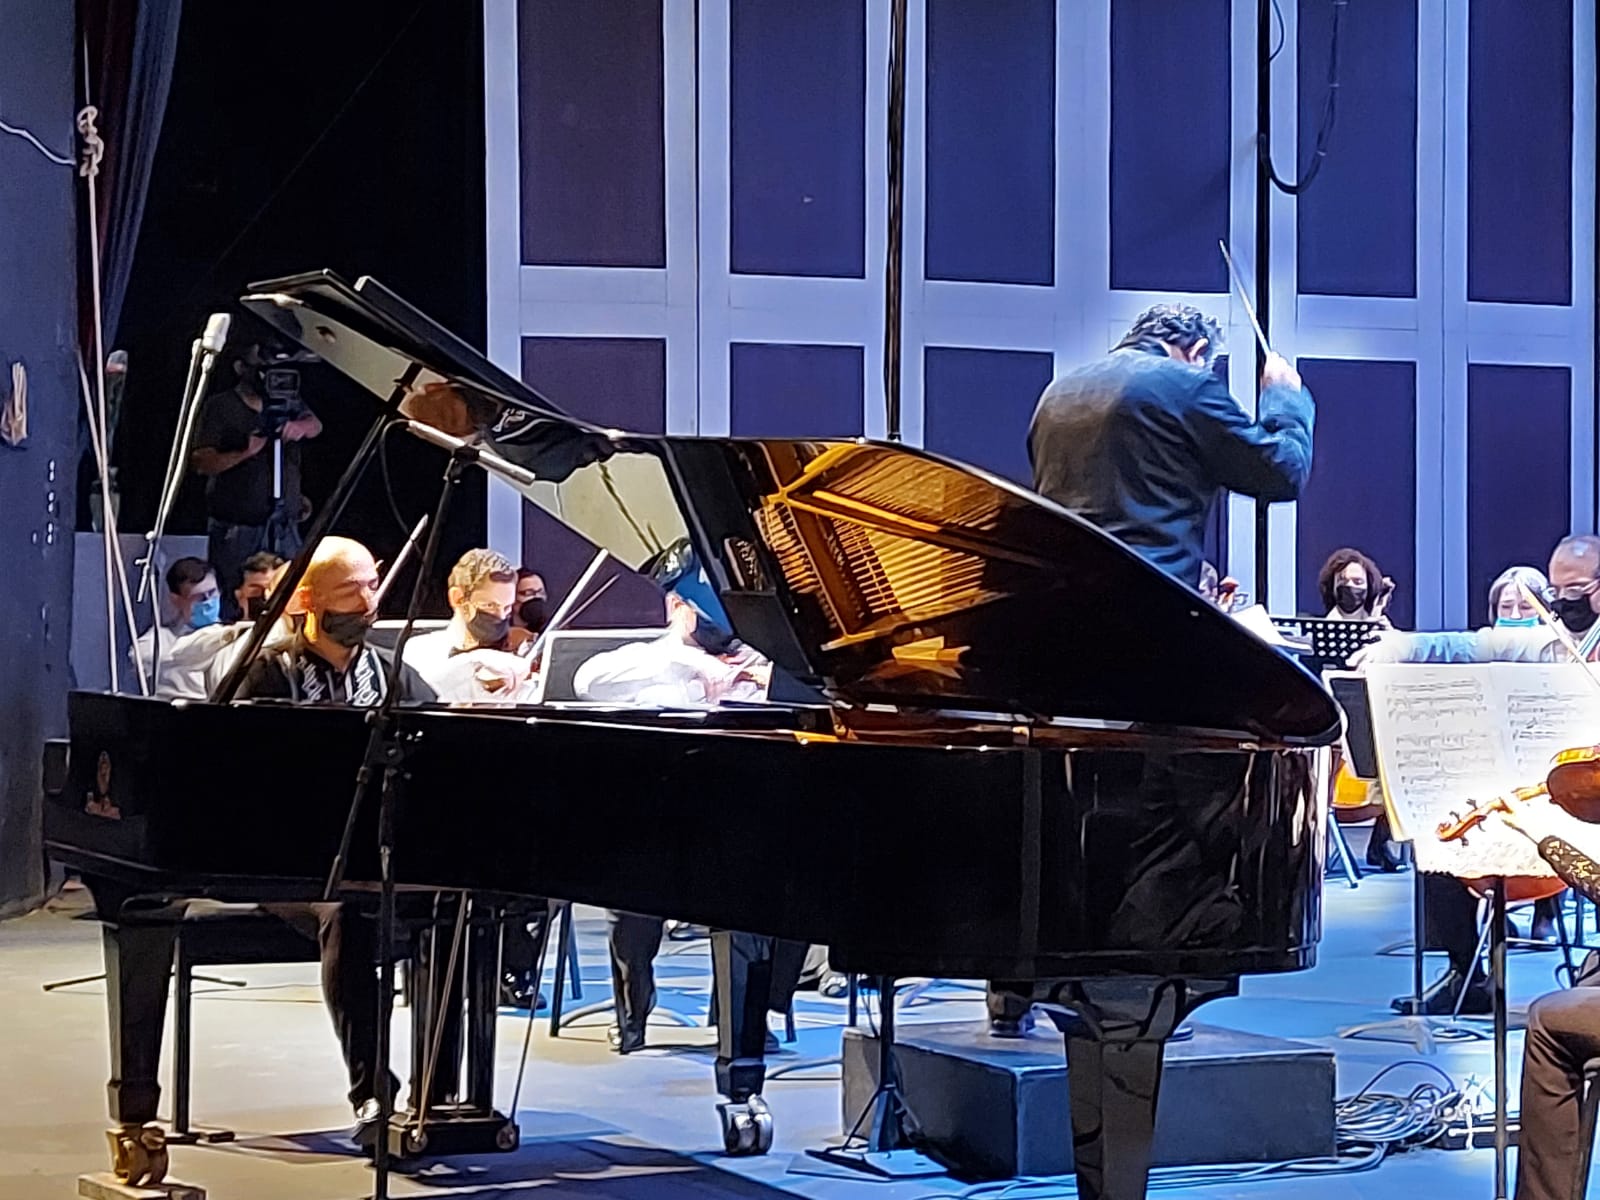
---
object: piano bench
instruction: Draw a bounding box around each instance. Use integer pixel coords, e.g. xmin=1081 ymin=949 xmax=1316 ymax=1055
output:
xmin=168 ymin=905 xmax=322 ymax=1145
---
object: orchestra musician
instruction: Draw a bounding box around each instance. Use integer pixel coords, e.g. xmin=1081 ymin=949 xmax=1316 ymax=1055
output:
xmin=1360 ymin=551 xmax=1584 ymax=1013
xmin=1027 ymin=302 xmax=1314 ymax=589
xmin=130 ymin=557 xmax=225 ymax=699
xmin=571 ymin=588 xmax=798 ymax=1054
xmin=402 ymin=548 xmax=535 ymax=703
xmin=1317 ymin=547 xmax=1394 ymax=625
xmin=402 ymin=547 xmax=551 ymax=1009
xmin=236 ymin=536 xmax=436 ymax=1146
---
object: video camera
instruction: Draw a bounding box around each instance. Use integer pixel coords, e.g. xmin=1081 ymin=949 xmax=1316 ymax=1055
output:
xmin=244 ymin=342 xmax=319 ymax=438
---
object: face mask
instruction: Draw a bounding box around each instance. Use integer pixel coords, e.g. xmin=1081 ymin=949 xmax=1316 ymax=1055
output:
xmin=190 ymin=595 xmax=222 ymax=629
xmin=1333 ymin=584 xmax=1368 ymax=615
xmin=1495 ymin=615 xmax=1540 ymax=629
xmin=1554 ymin=595 xmax=1600 ymax=633
xmin=244 ymin=594 xmax=269 ymax=621
xmin=518 ymin=597 xmax=548 ymax=632
xmin=318 ymin=608 xmax=374 ymax=648
xmin=466 ymin=607 xmax=511 ymax=647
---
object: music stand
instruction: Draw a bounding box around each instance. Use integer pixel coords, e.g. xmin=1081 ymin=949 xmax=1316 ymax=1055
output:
xmin=1271 ymin=616 xmax=1384 ymax=673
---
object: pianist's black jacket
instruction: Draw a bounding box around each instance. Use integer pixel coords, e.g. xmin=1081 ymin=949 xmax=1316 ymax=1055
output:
xmin=1027 ymin=340 xmax=1314 ymax=588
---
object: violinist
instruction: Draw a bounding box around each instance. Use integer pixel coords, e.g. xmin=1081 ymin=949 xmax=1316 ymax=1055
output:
xmin=1364 ymin=558 xmax=1568 ymax=1014
xmin=1491 ymin=798 xmax=1600 ymax=1200
xmin=1317 ymin=547 xmax=1394 ymax=625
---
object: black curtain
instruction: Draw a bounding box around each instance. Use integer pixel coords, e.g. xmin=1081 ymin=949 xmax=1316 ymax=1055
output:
xmin=0 ymin=0 xmax=80 ymax=916
xmin=80 ymin=0 xmax=184 ymax=349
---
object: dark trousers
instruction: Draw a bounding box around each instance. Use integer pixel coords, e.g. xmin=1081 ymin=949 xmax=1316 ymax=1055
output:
xmin=608 ymin=911 xmax=664 ymax=1034
xmin=605 ymin=910 xmax=806 ymax=1033
xmin=264 ymin=901 xmax=394 ymax=1109
xmin=497 ymin=899 xmax=554 ymax=986
xmin=1424 ymin=873 xmax=1484 ymax=977
xmin=1425 ymin=874 xmax=1565 ymax=978
xmin=1517 ymin=987 xmax=1600 ymax=1200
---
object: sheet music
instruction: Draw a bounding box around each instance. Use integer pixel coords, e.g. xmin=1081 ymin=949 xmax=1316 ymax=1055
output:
xmin=1364 ymin=663 xmax=1581 ymax=877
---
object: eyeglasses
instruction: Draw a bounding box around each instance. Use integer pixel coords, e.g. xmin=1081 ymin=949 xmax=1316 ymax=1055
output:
xmin=1554 ymin=580 xmax=1600 ymax=603
xmin=471 ymin=601 xmax=514 ymax=619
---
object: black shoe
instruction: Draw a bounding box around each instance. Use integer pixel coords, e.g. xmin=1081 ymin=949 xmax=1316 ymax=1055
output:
xmin=667 ymin=921 xmax=709 ymax=942
xmin=1365 ymin=836 xmax=1406 ymax=873
xmin=608 ymin=1022 xmax=647 ymax=1054
xmin=1531 ymin=912 xmax=1558 ymax=943
xmin=988 ymin=1011 xmax=1035 ymax=1039
xmin=1391 ymin=969 xmax=1492 ymax=1016
xmin=819 ymin=972 xmax=850 ymax=999
xmin=500 ymin=972 xmax=549 ymax=1011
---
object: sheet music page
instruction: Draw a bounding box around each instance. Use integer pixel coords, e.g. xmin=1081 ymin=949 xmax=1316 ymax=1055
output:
xmin=1364 ymin=664 xmax=1554 ymax=877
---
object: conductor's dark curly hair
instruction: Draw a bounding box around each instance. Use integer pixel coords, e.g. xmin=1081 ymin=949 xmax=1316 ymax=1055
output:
xmin=1115 ymin=304 xmax=1223 ymax=366
xmin=1317 ymin=547 xmax=1384 ymax=613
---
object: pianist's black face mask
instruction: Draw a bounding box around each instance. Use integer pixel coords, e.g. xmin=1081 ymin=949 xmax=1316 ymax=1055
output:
xmin=319 ymin=608 xmax=374 ymax=649
xmin=467 ymin=606 xmax=511 ymax=647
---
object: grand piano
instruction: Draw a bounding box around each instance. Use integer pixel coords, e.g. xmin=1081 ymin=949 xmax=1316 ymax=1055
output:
xmin=45 ymin=272 xmax=1340 ymax=1200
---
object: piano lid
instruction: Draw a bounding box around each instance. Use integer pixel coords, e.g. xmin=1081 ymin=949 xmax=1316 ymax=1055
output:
xmin=240 ymin=271 xmax=1340 ymax=744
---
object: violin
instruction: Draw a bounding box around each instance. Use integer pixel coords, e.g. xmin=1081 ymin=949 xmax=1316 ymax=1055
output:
xmin=1435 ymin=744 xmax=1600 ymax=903
xmin=1435 ymin=744 xmax=1600 ymax=844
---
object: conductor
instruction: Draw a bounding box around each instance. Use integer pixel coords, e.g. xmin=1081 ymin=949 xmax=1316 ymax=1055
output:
xmin=1027 ymin=303 xmax=1313 ymax=588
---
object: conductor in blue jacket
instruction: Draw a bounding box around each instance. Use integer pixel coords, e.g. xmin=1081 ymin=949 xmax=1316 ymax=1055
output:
xmin=1028 ymin=303 xmax=1314 ymax=588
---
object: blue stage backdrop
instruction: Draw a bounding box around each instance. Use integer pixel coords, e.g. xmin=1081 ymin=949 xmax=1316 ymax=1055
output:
xmin=0 ymin=0 xmax=78 ymax=915
xmin=489 ymin=0 xmax=1594 ymax=632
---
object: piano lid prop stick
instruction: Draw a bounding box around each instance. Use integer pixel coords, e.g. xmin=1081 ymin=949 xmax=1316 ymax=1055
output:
xmin=373 ymin=513 xmax=429 ymax=609
xmin=1219 ymin=241 xmax=1272 ymax=359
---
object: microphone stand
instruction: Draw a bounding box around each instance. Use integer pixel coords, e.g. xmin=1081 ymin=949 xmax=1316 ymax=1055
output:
xmin=137 ymin=331 xmax=225 ymax=691
xmin=322 ymin=443 xmax=476 ymax=1199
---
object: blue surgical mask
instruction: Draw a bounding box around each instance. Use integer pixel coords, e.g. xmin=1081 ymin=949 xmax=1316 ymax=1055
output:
xmin=190 ymin=595 xmax=222 ymax=629
xmin=1495 ymin=615 xmax=1540 ymax=629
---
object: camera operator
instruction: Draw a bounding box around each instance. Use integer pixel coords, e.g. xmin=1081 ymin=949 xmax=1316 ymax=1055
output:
xmin=191 ymin=342 xmax=322 ymax=617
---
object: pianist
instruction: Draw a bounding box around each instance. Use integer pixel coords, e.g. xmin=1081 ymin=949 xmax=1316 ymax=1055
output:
xmin=1028 ymin=303 xmax=1313 ymax=589
xmin=402 ymin=548 xmax=535 ymax=703
xmin=234 ymin=535 xmax=434 ymax=1146
xmin=237 ymin=536 xmax=433 ymax=705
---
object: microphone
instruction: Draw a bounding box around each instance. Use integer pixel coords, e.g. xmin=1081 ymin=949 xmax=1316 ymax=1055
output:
xmin=401 ymin=419 xmax=540 ymax=489
xmin=200 ymin=312 xmax=231 ymax=355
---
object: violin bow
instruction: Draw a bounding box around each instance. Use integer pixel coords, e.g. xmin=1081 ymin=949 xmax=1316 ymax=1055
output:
xmin=1517 ymin=579 xmax=1600 ymax=700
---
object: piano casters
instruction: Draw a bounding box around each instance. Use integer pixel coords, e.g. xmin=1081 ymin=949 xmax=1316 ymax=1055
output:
xmin=712 ymin=932 xmax=777 ymax=1155
xmin=107 ymin=1125 xmax=168 ymax=1189
xmin=99 ymin=912 xmax=180 ymax=1186
xmin=1040 ymin=977 xmax=1235 ymax=1200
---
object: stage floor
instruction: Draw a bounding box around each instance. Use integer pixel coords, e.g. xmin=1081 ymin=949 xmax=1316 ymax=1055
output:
xmin=0 ymin=858 xmax=1585 ymax=1200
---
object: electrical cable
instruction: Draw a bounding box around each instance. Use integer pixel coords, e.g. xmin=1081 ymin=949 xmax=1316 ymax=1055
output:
xmin=1261 ymin=0 xmax=1346 ymax=196
xmin=0 ymin=106 xmax=73 ymax=165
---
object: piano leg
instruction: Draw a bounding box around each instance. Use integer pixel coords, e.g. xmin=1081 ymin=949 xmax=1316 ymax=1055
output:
xmin=1043 ymin=977 xmax=1234 ymax=1200
xmin=711 ymin=930 xmax=775 ymax=1156
xmin=100 ymin=907 xmax=179 ymax=1186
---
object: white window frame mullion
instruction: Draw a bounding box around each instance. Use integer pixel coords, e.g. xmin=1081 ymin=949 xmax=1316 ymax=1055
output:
xmin=484 ymin=0 xmax=524 ymax=557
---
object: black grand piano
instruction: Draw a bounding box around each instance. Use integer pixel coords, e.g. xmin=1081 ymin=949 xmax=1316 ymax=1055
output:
xmin=45 ymin=273 xmax=1340 ymax=1200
